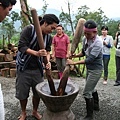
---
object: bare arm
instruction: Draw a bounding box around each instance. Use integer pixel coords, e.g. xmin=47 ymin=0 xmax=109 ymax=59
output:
xmin=67 ymin=59 xmax=85 ymax=65
xmin=46 ymin=51 xmax=50 ymax=61
xmin=75 ymin=52 xmax=84 ymax=57
xmin=71 ymin=51 xmax=84 ymax=58
xmin=66 ymin=43 xmax=71 ymax=58
xmin=26 ymin=48 xmax=47 ymax=57
xmin=74 ymin=59 xmax=85 ymax=65
xmin=51 ymin=44 xmax=55 ymax=59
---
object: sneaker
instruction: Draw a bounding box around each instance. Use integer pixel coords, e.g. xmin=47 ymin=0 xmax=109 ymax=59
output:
xmin=103 ymin=81 xmax=107 ymax=85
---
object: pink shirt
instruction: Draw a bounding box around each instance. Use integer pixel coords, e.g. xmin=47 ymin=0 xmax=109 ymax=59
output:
xmin=52 ymin=33 xmax=70 ymax=58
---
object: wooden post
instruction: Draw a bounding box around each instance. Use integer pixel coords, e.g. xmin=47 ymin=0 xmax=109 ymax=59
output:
xmin=0 ymin=53 xmax=5 ymax=62
xmin=4 ymin=53 xmax=13 ymax=62
xmin=10 ymin=68 xmax=16 ymax=77
xmin=1 ymin=68 xmax=9 ymax=77
xmin=20 ymin=0 xmax=32 ymax=28
xmin=57 ymin=18 xmax=86 ymax=96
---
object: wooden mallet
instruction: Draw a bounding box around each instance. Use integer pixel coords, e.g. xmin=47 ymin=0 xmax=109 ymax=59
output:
xmin=31 ymin=8 xmax=56 ymax=96
xmin=57 ymin=18 xmax=86 ymax=96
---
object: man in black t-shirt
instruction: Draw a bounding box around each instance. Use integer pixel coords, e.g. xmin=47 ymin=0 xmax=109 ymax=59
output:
xmin=16 ymin=14 xmax=59 ymax=120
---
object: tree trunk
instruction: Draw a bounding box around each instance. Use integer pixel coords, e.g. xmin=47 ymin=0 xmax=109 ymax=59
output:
xmin=20 ymin=0 xmax=32 ymax=28
xmin=68 ymin=2 xmax=74 ymax=35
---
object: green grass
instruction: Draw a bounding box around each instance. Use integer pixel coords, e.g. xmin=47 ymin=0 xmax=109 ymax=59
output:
xmin=107 ymin=47 xmax=116 ymax=80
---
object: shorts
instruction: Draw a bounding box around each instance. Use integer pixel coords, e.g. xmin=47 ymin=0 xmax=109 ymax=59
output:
xmin=15 ymin=69 xmax=44 ymax=100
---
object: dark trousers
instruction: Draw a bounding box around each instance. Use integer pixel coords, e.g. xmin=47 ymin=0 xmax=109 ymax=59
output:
xmin=103 ymin=56 xmax=110 ymax=80
xmin=56 ymin=57 xmax=66 ymax=72
xmin=115 ymin=55 xmax=120 ymax=83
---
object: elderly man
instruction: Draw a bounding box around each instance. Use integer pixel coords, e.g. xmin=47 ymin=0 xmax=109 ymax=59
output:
xmin=67 ymin=20 xmax=103 ymax=120
xmin=51 ymin=24 xmax=70 ymax=79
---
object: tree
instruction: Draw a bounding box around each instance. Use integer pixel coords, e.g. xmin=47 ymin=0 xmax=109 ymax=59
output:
xmin=19 ymin=0 xmax=32 ymax=28
xmin=75 ymin=5 xmax=89 ymax=20
xmin=0 ymin=11 xmax=20 ymax=39
xmin=59 ymin=1 xmax=75 ymax=35
xmin=41 ymin=0 xmax=48 ymax=16
xmin=75 ymin=6 xmax=109 ymax=33
xmin=10 ymin=11 xmax=21 ymax=22
xmin=106 ymin=19 xmax=120 ymax=39
xmin=0 ymin=11 xmax=20 ymax=48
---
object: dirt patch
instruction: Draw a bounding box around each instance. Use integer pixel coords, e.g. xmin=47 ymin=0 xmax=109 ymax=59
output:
xmin=0 ymin=76 xmax=120 ymax=120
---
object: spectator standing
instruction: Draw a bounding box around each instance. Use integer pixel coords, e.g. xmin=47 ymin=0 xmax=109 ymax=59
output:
xmin=100 ymin=26 xmax=113 ymax=85
xmin=51 ymin=24 xmax=70 ymax=79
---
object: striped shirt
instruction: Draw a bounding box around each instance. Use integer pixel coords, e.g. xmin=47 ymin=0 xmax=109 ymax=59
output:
xmin=16 ymin=25 xmax=52 ymax=76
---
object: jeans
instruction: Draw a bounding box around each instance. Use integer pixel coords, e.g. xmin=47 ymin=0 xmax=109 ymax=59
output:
xmin=103 ymin=56 xmax=110 ymax=80
xmin=115 ymin=55 xmax=120 ymax=83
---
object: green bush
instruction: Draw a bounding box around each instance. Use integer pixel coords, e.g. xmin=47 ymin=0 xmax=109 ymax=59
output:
xmin=10 ymin=34 xmax=20 ymax=46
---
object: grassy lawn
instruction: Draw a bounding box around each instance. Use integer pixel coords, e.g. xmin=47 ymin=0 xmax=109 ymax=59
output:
xmin=107 ymin=47 xmax=116 ymax=80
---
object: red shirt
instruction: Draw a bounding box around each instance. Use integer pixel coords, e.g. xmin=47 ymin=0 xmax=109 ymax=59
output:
xmin=52 ymin=33 xmax=70 ymax=58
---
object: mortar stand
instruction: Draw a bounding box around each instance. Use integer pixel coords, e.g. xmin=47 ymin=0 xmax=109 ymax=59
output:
xmin=36 ymin=80 xmax=80 ymax=120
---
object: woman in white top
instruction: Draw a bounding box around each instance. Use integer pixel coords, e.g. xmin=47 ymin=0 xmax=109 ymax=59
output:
xmin=100 ymin=26 xmax=113 ymax=85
